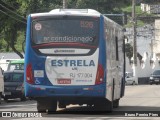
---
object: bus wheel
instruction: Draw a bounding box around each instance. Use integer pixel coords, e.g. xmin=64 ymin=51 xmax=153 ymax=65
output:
xmin=95 ymin=82 xmax=114 ymax=112
xmin=94 ymin=99 xmax=113 ymax=112
xmin=58 ymin=101 xmax=66 ymax=108
xmin=113 ymin=99 xmax=119 ymax=108
xmin=37 ymin=100 xmax=46 ymax=113
xmin=105 ymin=99 xmax=113 ymax=112
xmin=20 ymin=96 xmax=26 ymax=101
xmin=47 ymin=100 xmax=57 ymax=114
xmin=105 ymin=80 xmax=114 ymax=112
xmin=94 ymin=99 xmax=106 ymax=111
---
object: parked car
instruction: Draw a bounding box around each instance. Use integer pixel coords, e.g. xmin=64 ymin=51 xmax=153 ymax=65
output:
xmin=125 ymin=72 xmax=136 ymax=85
xmin=0 ymin=67 xmax=4 ymax=104
xmin=149 ymin=70 xmax=160 ymax=85
xmin=3 ymin=70 xmax=26 ymax=101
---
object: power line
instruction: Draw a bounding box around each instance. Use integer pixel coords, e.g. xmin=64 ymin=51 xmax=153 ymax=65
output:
xmin=0 ymin=4 xmax=26 ymax=21
xmin=1 ymin=0 xmax=16 ymax=11
xmin=0 ymin=10 xmax=26 ymax=24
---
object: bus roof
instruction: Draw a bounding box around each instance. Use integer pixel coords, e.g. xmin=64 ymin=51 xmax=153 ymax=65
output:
xmin=30 ymin=9 xmax=123 ymax=30
xmin=30 ymin=9 xmax=101 ymax=17
xmin=10 ymin=59 xmax=24 ymax=64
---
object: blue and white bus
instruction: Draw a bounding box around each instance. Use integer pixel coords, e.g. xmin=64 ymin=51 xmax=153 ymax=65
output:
xmin=25 ymin=9 xmax=125 ymax=112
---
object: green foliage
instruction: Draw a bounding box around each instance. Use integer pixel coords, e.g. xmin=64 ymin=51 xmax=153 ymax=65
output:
xmin=15 ymin=31 xmax=25 ymax=52
xmin=0 ymin=0 xmax=26 ymax=58
xmin=125 ymin=43 xmax=133 ymax=59
xmin=125 ymin=43 xmax=142 ymax=61
xmin=122 ymin=5 xmax=143 ymax=14
xmin=122 ymin=5 xmax=157 ymax=28
xmin=122 ymin=6 xmax=132 ymax=13
xmin=137 ymin=20 xmax=145 ymax=27
xmin=142 ymin=0 xmax=160 ymax=4
xmin=0 ymin=38 xmax=8 ymax=52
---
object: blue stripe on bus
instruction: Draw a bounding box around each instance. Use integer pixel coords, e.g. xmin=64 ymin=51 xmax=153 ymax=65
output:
xmin=24 ymin=15 xmax=31 ymax=96
xmin=98 ymin=15 xmax=106 ymax=93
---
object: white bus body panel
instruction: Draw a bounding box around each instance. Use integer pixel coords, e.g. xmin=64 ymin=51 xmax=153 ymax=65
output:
xmin=45 ymin=49 xmax=99 ymax=86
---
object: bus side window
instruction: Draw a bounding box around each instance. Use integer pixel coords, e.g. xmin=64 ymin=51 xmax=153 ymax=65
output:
xmin=115 ymin=36 xmax=119 ymax=61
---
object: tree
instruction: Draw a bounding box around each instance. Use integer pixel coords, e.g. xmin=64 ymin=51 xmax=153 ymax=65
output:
xmin=142 ymin=0 xmax=160 ymax=4
xmin=125 ymin=43 xmax=142 ymax=62
xmin=125 ymin=43 xmax=133 ymax=60
xmin=67 ymin=0 xmax=130 ymax=14
xmin=0 ymin=0 xmax=26 ymax=58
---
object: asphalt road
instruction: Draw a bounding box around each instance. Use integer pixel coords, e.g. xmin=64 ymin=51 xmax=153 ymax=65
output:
xmin=0 ymin=85 xmax=160 ymax=120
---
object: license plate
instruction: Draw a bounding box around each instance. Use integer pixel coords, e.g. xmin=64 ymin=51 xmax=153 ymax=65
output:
xmin=4 ymin=92 xmax=11 ymax=95
xmin=57 ymin=79 xmax=71 ymax=84
xmin=155 ymin=79 xmax=159 ymax=82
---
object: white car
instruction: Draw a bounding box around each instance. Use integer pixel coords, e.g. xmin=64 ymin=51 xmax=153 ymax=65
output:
xmin=125 ymin=72 xmax=136 ymax=85
xmin=0 ymin=67 xmax=4 ymax=104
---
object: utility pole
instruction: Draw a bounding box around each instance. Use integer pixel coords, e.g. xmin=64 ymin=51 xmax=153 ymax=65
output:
xmin=132 ymin=0 xmax=137 ymax=66
xmin=151 ymin=38 xmax=153 ymax=57
xmin=151 ymin=24 xmax=154 ymax=58
xmin=63 ymin=0 xmax=67 ymax=9
xmin=132 ymin=0 xmax=138 ymax=84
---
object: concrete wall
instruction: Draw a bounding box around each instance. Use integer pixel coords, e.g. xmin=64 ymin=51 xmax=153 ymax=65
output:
xmin=126 ymin=53 xmax=160 ymax=84
xmin=154 ymin=19 xmax=160 ymax=58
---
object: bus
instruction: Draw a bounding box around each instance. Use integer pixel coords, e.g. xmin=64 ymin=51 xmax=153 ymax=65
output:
xmin=25 ymin=9 xmax=125 ymax=112
xmin=7 ymin=59 xmax=24 ymax=71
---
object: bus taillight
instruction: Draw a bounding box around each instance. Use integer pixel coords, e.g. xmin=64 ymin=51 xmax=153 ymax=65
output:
xmin=95 ymin=64 xmax=104 ymax=85
xmin=26 ymin=64 xmax=34 ymax=84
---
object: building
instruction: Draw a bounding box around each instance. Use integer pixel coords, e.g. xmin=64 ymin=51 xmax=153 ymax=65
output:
xmin=141 ymin=3 xmax=160 ymax=14
xmin=125 ymin=25 xmax=160 ymax=84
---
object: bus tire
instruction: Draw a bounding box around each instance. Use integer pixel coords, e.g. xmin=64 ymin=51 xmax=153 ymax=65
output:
xmin=58 ymin=102 xmax=66 ymax=108
xmin=94 ymin=99 xmax=106 ymax=111
xmin=47 ymin=100 xmax=57 ymax=114
xmin=20 ymin=96 xmax=26 ymax=101
xmin=96 ymin=80 xmax=114 ymax=112
xmin=105 ymin=99 xmax=113 ymax=112
xmin=37 ymin=100 xmax=46 ymax=113
xmin=94 ymin=99 xmax=113 ymax=112
xmin=58 ymin=101 xmax=67 ymax=108
xmin=113 ymin=99 xmax=119 ymax=108
xmin=105 ymin=79 xmax=114 ymax=112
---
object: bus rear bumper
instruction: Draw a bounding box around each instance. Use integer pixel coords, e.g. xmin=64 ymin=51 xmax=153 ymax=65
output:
xmin=25 ymin=84 xmax=105 ymax=98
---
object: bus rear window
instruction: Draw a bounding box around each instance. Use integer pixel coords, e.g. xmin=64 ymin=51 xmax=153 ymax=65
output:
xmin=32 ymin=18 xmax=99 ymax=45
xmin=4 ymin=73 xmax=24 ymax=82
